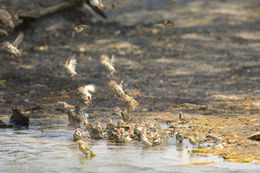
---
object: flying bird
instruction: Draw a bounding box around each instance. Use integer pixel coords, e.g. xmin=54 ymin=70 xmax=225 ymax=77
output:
xmin=64 ymin=55 xmax=77 ymax=78
xmin=86 ymin=0 xmax=107 ymax=19
xmin=108 ymin=80 xmax=125 ymax=96
xmin=156 ymin=20 xmax=174 ymax=27
xmin=72 ymin=25 xmax=89 ymax=38
xmin=77 ymin=84 xmax=96 ymax=105
xmin=121 ymin=94 xmax=139 ymax=112
xmin=99 ymin=54 xmax=116 ymax=77
xmin=2 ymin=32 xmax=24 ymax=57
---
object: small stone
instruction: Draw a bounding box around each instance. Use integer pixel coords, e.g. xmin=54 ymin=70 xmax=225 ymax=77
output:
xmin=248 ymin=132 xmax=260 ymax=141
xmin=213 ymin=143 xmax=224 ymax=149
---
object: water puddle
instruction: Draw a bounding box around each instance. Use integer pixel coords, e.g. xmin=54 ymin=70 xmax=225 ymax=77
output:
xmin=0 ymin=118 xmax=259 ymax=173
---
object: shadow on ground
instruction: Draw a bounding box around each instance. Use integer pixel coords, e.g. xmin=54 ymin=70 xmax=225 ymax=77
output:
xmin=0 ymin=0 xmax=259 ymax=119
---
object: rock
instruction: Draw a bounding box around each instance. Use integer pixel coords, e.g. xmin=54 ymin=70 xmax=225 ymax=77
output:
xmin=248 ymin=132 xmax=260 ymax=141
xmin=0 ymin=9 xmax=15 ymax=35
xmin=9 ymin=108 xmax=29 ymax=127
xmin=0 ymin=0 xmax=106 ymax=35
xmin=0 ymin=120 xmax=12 ymax=128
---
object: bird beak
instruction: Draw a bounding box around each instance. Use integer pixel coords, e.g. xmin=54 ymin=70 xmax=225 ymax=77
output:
xmin=77 ymin=87 xmax=80 ymax=91
xmin=121 ymin=96 xmax=125 ymax=100
xmin=98 ymin=60 xmax=102 ymax=63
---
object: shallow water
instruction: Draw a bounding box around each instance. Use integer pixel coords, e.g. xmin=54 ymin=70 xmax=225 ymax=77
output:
xmin=0 ymin=118 xmax=259 ymax=173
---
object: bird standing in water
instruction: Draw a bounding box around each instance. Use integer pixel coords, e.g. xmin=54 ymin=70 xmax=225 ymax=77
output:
xmin=140 ymin=131 xmax=153 ymax=146
xmin=77 ymin=139 xmax=96 ymax=157
xmin=113 ymin=106 xmax=130 ymax=121
xmin=73 ymin=128 xmax=83 ymax=141
xmin=176 ymin=132 xmax=184 ymax=143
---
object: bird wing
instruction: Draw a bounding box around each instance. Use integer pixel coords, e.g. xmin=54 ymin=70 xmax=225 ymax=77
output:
xmin=68 ymin=55 xmax=77 ymax=72
xmin=78 ymin=24 xmax=89 ymax=29
xmin=86 ymin=1 xmax=107 ymax=19
xmin=119 ymin=80 xmax=123 ymax=88
xmin=89 ymin=0 xmax=100 ymax=7
xmin=12 ymin=32 xmax=24 ymax=47
xmin=85 ymin=84 xmax=95 ymax=93
xmin=110 ymin=55 xmax=115 ymax=65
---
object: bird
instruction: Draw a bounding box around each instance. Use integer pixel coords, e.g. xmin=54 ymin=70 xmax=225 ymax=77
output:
xmin=99 ymin=54 xmax=116 ymax=77
xmin=2 ymin=32 xmax=23 ymax=57
xmin=178 ymin=112 xmax=189 ymax=124
xmin=73 ymin=106 xmax=89 ymax=128
xmin=179 ymin=112 xmax=184 ymax=120
xmin=127 ymin=128 xmax=136 ymax=141
xmin=58 ymin=101 xmax=76 ymax=110
xmin=72 ymin=25 xmax=89 ymax=38
xmin=188 ymin=136 xmax=205 ymax=148
xmin=89 ymin=0 xmax=104 ymax=9
xmin=113 ymin=128 xmax=127 ymax=143
xmin=133 ymin=125 xmax=143 ymax=141
xmin=108 ymin=80 xmax=125 ymax=96
xmin=95 ymin=121 xmax=105 ymax=132
xmin=86 ymin=0 xmax=106 ymax=19
xmin=77 ymin=139 xmax=96 ymax=157
xmin=59 ymin=102 xmax=87 ymax=128
xmin=151 ymin=132 xmax=162 ymax=145
xmin=77 ymin=84 xmax=96 ymax=105
xmin=73 ymin=128 xmax=83 ymax=141
xmin=113 ymin=106 xmax=130 ymax=121
xmin=86 ymin=122 xmax=105 ymax=139
xmin=105 ymin=118 xmax=116 ymax=140
xmin=188 ymin=136 xmax=197 ymax=147
xmin=121 ymin=94 xmax=139 ymax=112
xmin=176 ymin=132 xmax=184 ymax=143
xmin=156 ymin=20 xmax=174 ymax=27
xmin=64 ymin=55 xmax=77 ymax=78
xmin=140 ymin=131 xmax=153 ymax=146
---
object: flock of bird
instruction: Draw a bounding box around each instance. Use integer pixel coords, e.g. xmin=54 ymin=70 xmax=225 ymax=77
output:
xmin=70 ymin=113 xmax=169 ymax=157
xmin=60 ymin=38 xmax=169 ymax=156
xmin=0 ymin=0 xmax=176 ymax=158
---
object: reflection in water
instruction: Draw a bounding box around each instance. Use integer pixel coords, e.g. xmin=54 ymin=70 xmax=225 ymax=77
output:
xmin=0 ymin=118 xmax=259 ymax=173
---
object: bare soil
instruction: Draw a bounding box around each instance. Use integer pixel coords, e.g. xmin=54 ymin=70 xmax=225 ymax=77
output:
xmin=0 ymin=0 xmax=259 ymax=162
